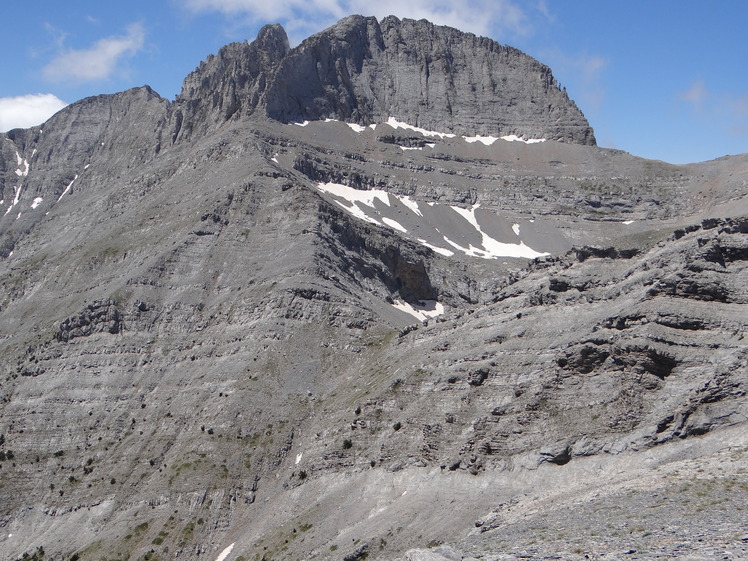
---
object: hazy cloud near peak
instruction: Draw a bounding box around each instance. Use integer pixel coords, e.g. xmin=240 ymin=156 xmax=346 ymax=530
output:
xmin=0 ymin=94 xmax=68 ymax=132
xmin=679 ymin=80 xmax=707 ymax=109
xmin=677 ymin=80 xmax=748 ymax=139
xmin=42 ymin=22 xmax=145 ymax=84
xmin=182 ymin=0 xmax=529 ymax=42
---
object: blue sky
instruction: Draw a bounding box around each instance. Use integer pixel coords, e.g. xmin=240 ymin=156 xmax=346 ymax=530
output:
xmin=1 ymin=1 xmax=746 ymax=164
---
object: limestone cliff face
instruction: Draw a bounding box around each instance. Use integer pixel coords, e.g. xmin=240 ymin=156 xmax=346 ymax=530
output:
xmin=176 ymin=23 xmax=290 ymax=140
xmin=177 ymin=15 xmax=595 ymax=144
xmin=0 ymin=86 xmax=167 ymax=258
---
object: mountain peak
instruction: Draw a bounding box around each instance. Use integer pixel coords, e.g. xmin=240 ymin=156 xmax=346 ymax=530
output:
xmin=177 ymin=15 xmax=595 ymax=145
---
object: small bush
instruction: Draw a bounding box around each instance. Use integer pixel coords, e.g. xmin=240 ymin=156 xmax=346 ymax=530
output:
xmin=392 ymin=422 xmax=402 ymax=431
xmin=342 ymin=439 xmax=353 ymax=450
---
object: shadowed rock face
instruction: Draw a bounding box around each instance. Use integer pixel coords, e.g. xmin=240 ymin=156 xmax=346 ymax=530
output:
xmin=0 ymin=14 xmax=747 ymax=561
xmin=178 ymin=15 xmax=595 ymax=144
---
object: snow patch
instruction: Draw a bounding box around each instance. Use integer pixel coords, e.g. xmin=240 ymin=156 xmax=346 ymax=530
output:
xmin=417 ymin=239 xmax=454 ymax=257
xmin=14 ymin=151 xmax=29 ymax=177
xmin=295 ymin=452 xmax=303 ymax=465
xmin=382 ymin=217 xmax=407 ymax=233
xmin=385 ymin=117 xmax=455 ymax=139
xmin=31 ymin=197 xmax=43 ymax=209
xmin=293 ymin=120 xmax=310 ymax=127
xmin=447 ymin=204 xmax=549 ymax=259
xmin=317 ymin=183 xmax=549 ymax=260
xmin=213 ymin=543 xmax=234 ymax=561
xmin=391 ymin=299 xmax=445 ymax=323
xmin=347 ymin=123 xmax=367 ymax=133
xmin=317 ymin=182 xmax=390 ymax=208
xmin=399 ymin=146 xmax=422 ymax=151
xmin=622 ymin=220 xmax=634 ymax=225
xmin=464 ymin=135 xmax=498 ymax=146
xmin=500 ymin=135 xmax=546 ymax=144
xmin=400 ymin=196 xmax=423 ymax=217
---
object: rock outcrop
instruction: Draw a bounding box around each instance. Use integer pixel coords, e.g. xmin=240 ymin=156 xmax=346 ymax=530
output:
xmin=177 ymin=15 xmax=595 ymax=144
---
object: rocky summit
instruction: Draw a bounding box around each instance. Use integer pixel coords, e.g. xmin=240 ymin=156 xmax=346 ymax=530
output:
xmin=0 ymin=15 xmax=747 ymax=561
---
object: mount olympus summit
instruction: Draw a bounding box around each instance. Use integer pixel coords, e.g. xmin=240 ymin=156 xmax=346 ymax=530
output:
xmin=0 ymin=14 xmax=746 ymax=561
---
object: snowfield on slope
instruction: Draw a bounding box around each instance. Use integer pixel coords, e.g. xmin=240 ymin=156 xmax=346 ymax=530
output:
xmin=316 ymin=182 xmax=550 ymax=260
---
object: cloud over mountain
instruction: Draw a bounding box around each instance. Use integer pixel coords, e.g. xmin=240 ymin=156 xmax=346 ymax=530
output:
xmin=183 ymin=0 xmax=528 ymax=40
xmin=0 ymin=93 xmax=67 ymax=132
xmin=42 ymin=22 xmax=145 ymax=84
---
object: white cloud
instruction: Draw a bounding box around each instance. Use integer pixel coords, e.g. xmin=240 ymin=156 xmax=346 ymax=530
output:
xmin=679 ymin=80 xmax=707 ymax=109
xmin=0 ymin=94 xmax=68 ymax=132
xmin=42 ymin=22 xmax=145 ymax=83
xmin=182 ymin=0 xmax=529 ymax=42
xmin=678 ymin=81 xmax=748 ymax=138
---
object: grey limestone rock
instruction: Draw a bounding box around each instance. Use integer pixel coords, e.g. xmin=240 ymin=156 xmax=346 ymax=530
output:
xmin=0 ymin=13 xmax=746 ymax=561
xmin=177 ymin=15 xmax=595 ymax=144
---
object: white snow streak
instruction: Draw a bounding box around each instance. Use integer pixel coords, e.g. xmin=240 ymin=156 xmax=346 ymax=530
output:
xmin=347 ymin=123 xmax=366 ymax=132
xmin=213 ymin=543 xmax=234 ymax=561
xmin=317 ymin=183 xmax=549 ymax=260
xmin=463 ymin=134 xmax=546 ymax=145
xmin=385 ymin=117 xmax=455 ymax=139
xmin=622 ymin=220 xmax=634 ymax=225
xmin=382 ymin=217 xmax=407 ymax=233
xmin=5 ymin=185 xmax=22 ymax=216
xmin=15 ymin=153 xmax=29 ymax=176
xmin=400 ymin=196 xmax=423 ymax=217
xmin=417 ymin=239 xmax=454 ymax=257
xmin=57 ymin=175 xmax=78 ymax=202
xmin=31 ymin=197 xmax=43 ymax=209
xmin=449 ymin=204 xmax=549 ymax=259
xmin=500 ymin=134 xmax=546 ymax=144
xmin=464 ymin=135 xmax=498 ymax=146
xmin=451 ymin=204 xmax=482 ymax=231
xmin=317 ymin=182 xmax=390 ymax=208
xmin=295 ymin=452 xmax=303 ymax=465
